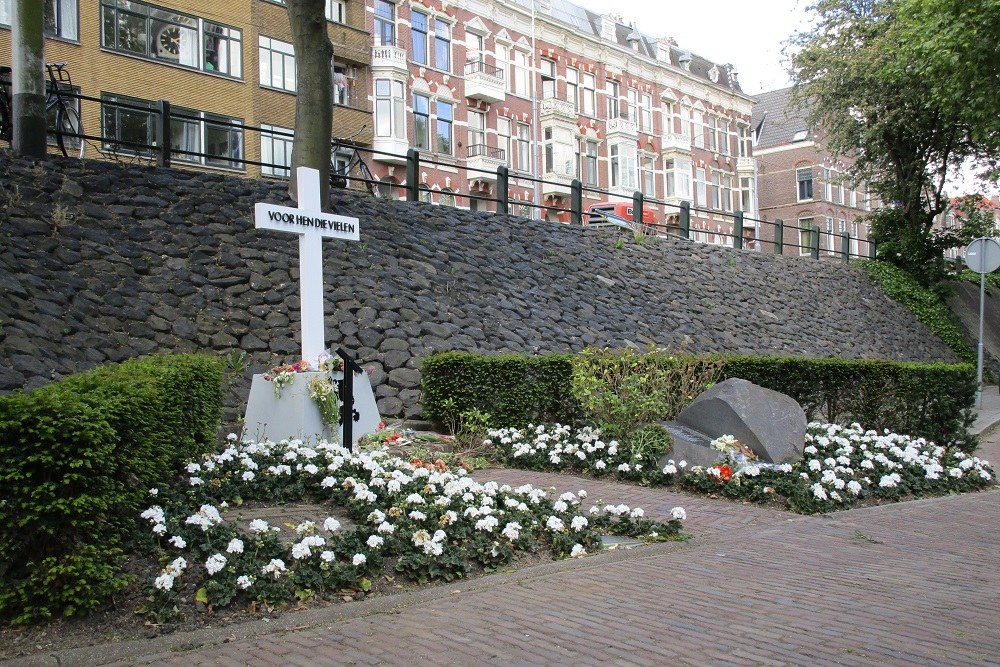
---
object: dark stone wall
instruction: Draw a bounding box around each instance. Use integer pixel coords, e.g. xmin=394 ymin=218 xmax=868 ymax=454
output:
xmin=0 ymin=153 xmax=958 ymax=419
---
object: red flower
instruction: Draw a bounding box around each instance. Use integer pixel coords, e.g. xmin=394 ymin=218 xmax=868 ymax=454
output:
xmin=718 ymin=465 xmax=733 ymax=482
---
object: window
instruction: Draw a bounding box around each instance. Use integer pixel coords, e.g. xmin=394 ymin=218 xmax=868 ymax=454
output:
xmin=259 ymin=37 xmax=296 ymax=92
xmin=799 ymin=217 xmax=817 ymax=255
xmin=516 ymin=122 xmax=530 ymax=171
xmin=374 ymin=0 xmax=394 ymax=46
xmin=440 ymin=189 xmax=456 ymax=207
xmin=825 ymin=217 xmax=835 ymax=254
xmin=823 ymin=167 xmax=833 ymax=201
xmin=260 ymin=124 xmax=293 ymax=178
xmin=419 ymin=185 xmax=433 ymax=203
xmin=435 ymin=100 xmax=453 ymax=154
xmin=707 ymin=116 xmax=717 ymax=152
xmin=606 ymin=80 xmax=620 ymax=119
xmin=691 ymin=109 xmax=704 ymax=148
xmin=100 ymin=0 xmax=241 ymax=77
xmin=581 ymin=72 xmax=596 ymax=116
xmin=717 ymin=119 xmax=729 ymax=155
xmin=737 ymin=124 xmax=751 ymax=157
xmin=665 ymin=158 xmax=691 ymax=199
xmin=411 ymin=11 xmax=428 ymax=65
xmin=582 ymin=140 xmax=598 ymax=186
xmin=722 ymin=174 xmax=733 ymax=212
xmin=465 ymin=31 xmax=484 ymax=60
xmin=739 ymin=176 xmax=753 ymax=212
xmin=375 ymin=78 xmax=405 ymax=139
xmin=540 ymin=59 xmax=556 ymax=99
xmin=497 ymin=117 xmax=512 ymax=165
xmin=413 ymin=93 xmax=430 ymax=150
xmin=434 ymin=19 xmax=451 ymax=72
xmin=711 ymin=171 xmax=722 ymax=209
xmin=796 ymin=167 xmax=813 ymax=201
xmin=566 ymin=68 xmax=578 ymax=112
xmin=468 ymin=110 xmax=485 ymax=152
xmin=544 ymin=126 xmax=574 ymax=176
xmin=171 ymin=107 xmax=244 ymax=169
xmin=639 ymin=92 xmax=652 ymax=132
xmin=512 ymin=51 xmax=529 ymax=96
xmin=695 ymin=167 xmax=707 ymax=207
xmin=627 ymin=89 xmax=639 ymax=124
xmin=331 ymin=64 xmax=351 ymax=105
xmin=101 ymin=93 xmax=157 ymax=157
xmin=495 ymin=44 xmax=509 ymax=91
xmin=641 ymin=155 xmax=655 ymax=195
xmin=326 ymin=0 xmax=345 ymax=23
xmin=1 ymin=0 xmax=79 ymax=40
xmin=610 ymin=143 xmax=636 ymax=189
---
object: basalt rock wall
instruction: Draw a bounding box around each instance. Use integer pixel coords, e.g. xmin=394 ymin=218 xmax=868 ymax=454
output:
xmin=0 ymin=153 xmax=958 ymax=420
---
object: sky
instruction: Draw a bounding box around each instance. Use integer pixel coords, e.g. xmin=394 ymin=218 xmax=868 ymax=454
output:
xmin=570 ymin=0 xmax=815 ymax=95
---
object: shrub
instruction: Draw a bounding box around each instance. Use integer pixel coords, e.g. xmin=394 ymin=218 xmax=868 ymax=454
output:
xmin=862 ymin=260 xmax=975 ymax=363
xmin=0 ymin=354 xmax=223 ymax=623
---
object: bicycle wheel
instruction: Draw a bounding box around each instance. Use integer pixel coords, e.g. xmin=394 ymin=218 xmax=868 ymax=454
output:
xmin=357 ymin=156 xmax=378 ymax=197
xmin=55 ymin=104 xmax=84 ymax=158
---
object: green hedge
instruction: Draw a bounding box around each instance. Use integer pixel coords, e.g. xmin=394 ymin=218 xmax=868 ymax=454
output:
xmin=0 ymin=354 xmax=223 ymax=624
xmin=420 ymin=351 xmax=976 ymax=449
xmin=421 ymin=352 xmax=578 ymax=427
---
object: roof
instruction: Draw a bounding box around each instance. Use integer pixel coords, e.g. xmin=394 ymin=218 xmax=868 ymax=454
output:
xmin=523 ymin=0 xmax=744 ymax=94
xmin=752 ymin=86 xmax=812 ymax=149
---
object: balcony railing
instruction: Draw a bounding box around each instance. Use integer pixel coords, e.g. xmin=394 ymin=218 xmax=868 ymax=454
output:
xmin=539 ymin=98 xmax=576 ymax=122
xmin=737 ymin=156 xmax=758 ymax=172
xmin=467 ymin=144 xmax=507 ymax=183
xmin=371 ymin=37 xmax=407 ymax=71
xmin=605 ymin=117 xmax=638 ymax=138
xmin=464 ymin=59 xmax=505 ymax=103
xmin=661 ymin=132 xmax=692 ymax=153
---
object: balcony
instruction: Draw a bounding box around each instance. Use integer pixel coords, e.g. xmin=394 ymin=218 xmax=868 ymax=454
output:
xmin=464 ymin=60 xmax=505 ymax=103
xmin=541 ymin=170 xmax=574 ymax=198
xmin=371 ymin=38 xmax=407 ymax=73
xmin=372 ymin=135 xmax=409 ymax=165
xmin=539 ymin=98 xmax=577 ymax=123
xmin=737 ymin=156 xmax=758 ymax=173
xmin=466 ymin=144 xmax=506 ymax=183
xmin=605 ymin=116 xmax=638 ymax=139
xmin=660 ymin=132 xmax=692 ymax=154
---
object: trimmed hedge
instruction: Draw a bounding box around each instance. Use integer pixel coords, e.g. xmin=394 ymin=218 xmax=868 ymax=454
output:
xmin=420 ymin=351 xmax=977 ymax=450
xmin=0 ymin=354 xmax=223 ymax=624
xmin=421 ymin=352 xmax=579 ymax=428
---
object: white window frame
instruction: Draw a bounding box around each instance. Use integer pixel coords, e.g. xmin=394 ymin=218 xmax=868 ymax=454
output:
xmin=260 ymin=123 xmax=293 ymax=178
xmin=375 ymin=78 xmax=406 ymax=140
xmin=497 ymin=116 xmax=512 ymax=165
xmin=639 ymin=92 xmax=653 ymax=133
xmin=259 ymin=36 xmax=296 ymax=92
xmin=411 ymin=10 xmax=429 ymax=66
xmin=516 ymin=122 xmax=530 ymax=172
xmin=435 ymin=99 xmax=454 ymax=155
xmin=799 ymin=217 xmax=817 ymax=256
xmin=412 ymin=92 xmax=430 ymax=150
xmin=665 ymin=158 xmax=691 ymax=199
xmin=544 ymin=126 xmax=574 ymax=177
xmin=797 ymin=167 xmax=814 ymax=202
xmin=433 ymin=18 xmax=452 ymax=72
xmin=582 ymin=72 xmax=596 ymax=116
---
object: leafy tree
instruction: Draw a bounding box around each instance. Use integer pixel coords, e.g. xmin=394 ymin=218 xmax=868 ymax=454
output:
xmin=286 ymin=0 xmax=333 ymax=208
xmin=788 ymin=0 xmax=1000 ymax=286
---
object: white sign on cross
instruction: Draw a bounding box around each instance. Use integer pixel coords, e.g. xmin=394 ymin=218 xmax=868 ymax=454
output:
xmin=254 ymin=166 xmax=360 ymax=361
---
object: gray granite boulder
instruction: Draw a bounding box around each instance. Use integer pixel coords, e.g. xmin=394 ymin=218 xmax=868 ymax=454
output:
xmin=674 ymin=378 xmax=806 ymax=464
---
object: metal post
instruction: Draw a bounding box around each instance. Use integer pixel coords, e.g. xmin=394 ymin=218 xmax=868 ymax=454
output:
xmin=869 ymin=239 xmax=877 ymax=259
xmin=336 ymin=347 xmax=364 ymax=451
xmin=632 ymin=190 xmax=643 ymax=226
xmin=811 ymin=227 xmax=820 ymax=260
xmin=406 ymin=148 xmax=419 ymax=202
xmin=733 ymin=211 xmax=744 ymax=250
xmin=842 ymin=232 xmax=850 ymax=261
xmin=979 ymin=268 xmax=985 ymax=408
xmin=775 ymin=218 xmax=783 ymax=255
xmin=679 ymin=201 xmax=690 ymax=239
xmin=571 ymin=178 xmax=583 ymax=225
xmin=157 ymin=100 xmax=171 ymax=168
xmin=497 ymin=165 xmax=509 ymax=215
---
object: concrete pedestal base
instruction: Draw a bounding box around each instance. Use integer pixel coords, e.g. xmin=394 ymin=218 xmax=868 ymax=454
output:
xmin=243 ymin=371 xmax=381 ymax=446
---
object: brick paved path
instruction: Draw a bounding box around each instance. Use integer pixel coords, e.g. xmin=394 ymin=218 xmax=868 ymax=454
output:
xmin=18 ymin=471 xmax=998 ymax=667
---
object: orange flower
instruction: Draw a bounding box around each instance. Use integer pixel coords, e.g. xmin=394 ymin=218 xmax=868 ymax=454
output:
xmin=718 ymin=465 xmax=733 ymax=482
xmin=411 ymin=458 xmax=423 ymax=467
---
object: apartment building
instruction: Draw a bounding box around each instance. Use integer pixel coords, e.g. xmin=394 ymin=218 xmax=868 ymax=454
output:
xmin=752 ymin=86 xmax=873 ymax=256
xmin=1 ymin=0 xmax=756 ymax=239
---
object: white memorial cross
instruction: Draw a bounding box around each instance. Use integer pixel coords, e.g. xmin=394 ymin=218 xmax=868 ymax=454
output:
xmin=254 ymin=166 xmax=360 ymax=361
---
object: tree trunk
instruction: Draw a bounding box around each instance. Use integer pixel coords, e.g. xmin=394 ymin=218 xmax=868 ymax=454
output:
xmin=286 ymin=0 xmax=333 ymax=209
xmin=12 ymin=0 xmax=46 ymax=158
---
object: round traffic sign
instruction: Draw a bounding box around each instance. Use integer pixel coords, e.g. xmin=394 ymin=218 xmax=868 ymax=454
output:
xmin=964 ymin=237 xmax=1000 ymax=274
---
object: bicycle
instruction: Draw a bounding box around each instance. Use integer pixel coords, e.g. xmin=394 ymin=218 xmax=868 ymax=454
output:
xmin=331 ymin=134 xmax=378 ymax=197
xmin=0 ymin=62 xmax=83 ymax=158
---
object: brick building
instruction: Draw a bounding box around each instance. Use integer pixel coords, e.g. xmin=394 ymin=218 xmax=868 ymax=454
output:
xmin=752 ymin=86 xmax=874 ymax=256
xmin=1 ymin=0 xmax=756 ymax=239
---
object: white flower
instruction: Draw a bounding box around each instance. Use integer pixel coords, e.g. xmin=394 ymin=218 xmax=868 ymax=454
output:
xmin=154 ymin=573 xmax=175 ymax=591
xmin=168 ymin=557 xmax=187 ymax=574
xmin=189 ymin=476 xmax=204 ymax=486
xmin=553 ymin=500 xmax=569 ymax=512
xmin=377 ymin=521 xmax=395 ymax=534
xmin=546 ymin=516 xmax=565 ymax=532
xmin=249 ymin=519 xmax=270 ymax=534
xmin=242 ymin=471 xmax=255 ymax=482
xmin=236 ymin=575 xmax=253 ymax=590
xmin=323 ymin=517 xmax=342 ymax=532
xmin=321 ymin=476 xmax=337 ymax=488
xmin=405 ymin=493 xmax=425 ymax=504
xmin=262 ymin=558 xmax=287 ymax=578
xmin=501 ymin=521 xmax=522 ymax=541
xmin=475 ymin=515 xmax=499 ymax=532
xmin=662 ymin=463 xmax=677 ymax=474
xmin=847 ymin=480 xmax=863 ymax=496
xmin=227 ymin=538 xmax=245 ymax=554
xmin=570 ymin=544 xmax=586 ymax=558
xmin=670 ymin=507 xmax=686 ymax=521
xmin=630 ymin=507 xmax=645 ymax=519
xmin=367 ymin=535 xmax=384 ymax=549
xmin=186 ymin=463 xmax=202 ymax=474
xmin=409 ymin=510 xmax=427 ymax=521
xmin=152 ymin=523 xmax=167 ymax=535
xmin=352 ymin=553 xmax=367 ymax=567
xmin=205 ymin=554 xmax=227 ymax=576
xmin=148 ymin=488 xmax=158 ymax=496
xmin=169 ymin=535 xmax=186 ymax=549
xmin=570 ymin=516 xmax=588 ymax=531
xmin=320 ymin=551 xmax=336 ymax=563
xmin=811 ymin=483 xmax=828 ymax=500
xmin=594 ymin=460 xmax=607 ymax=470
